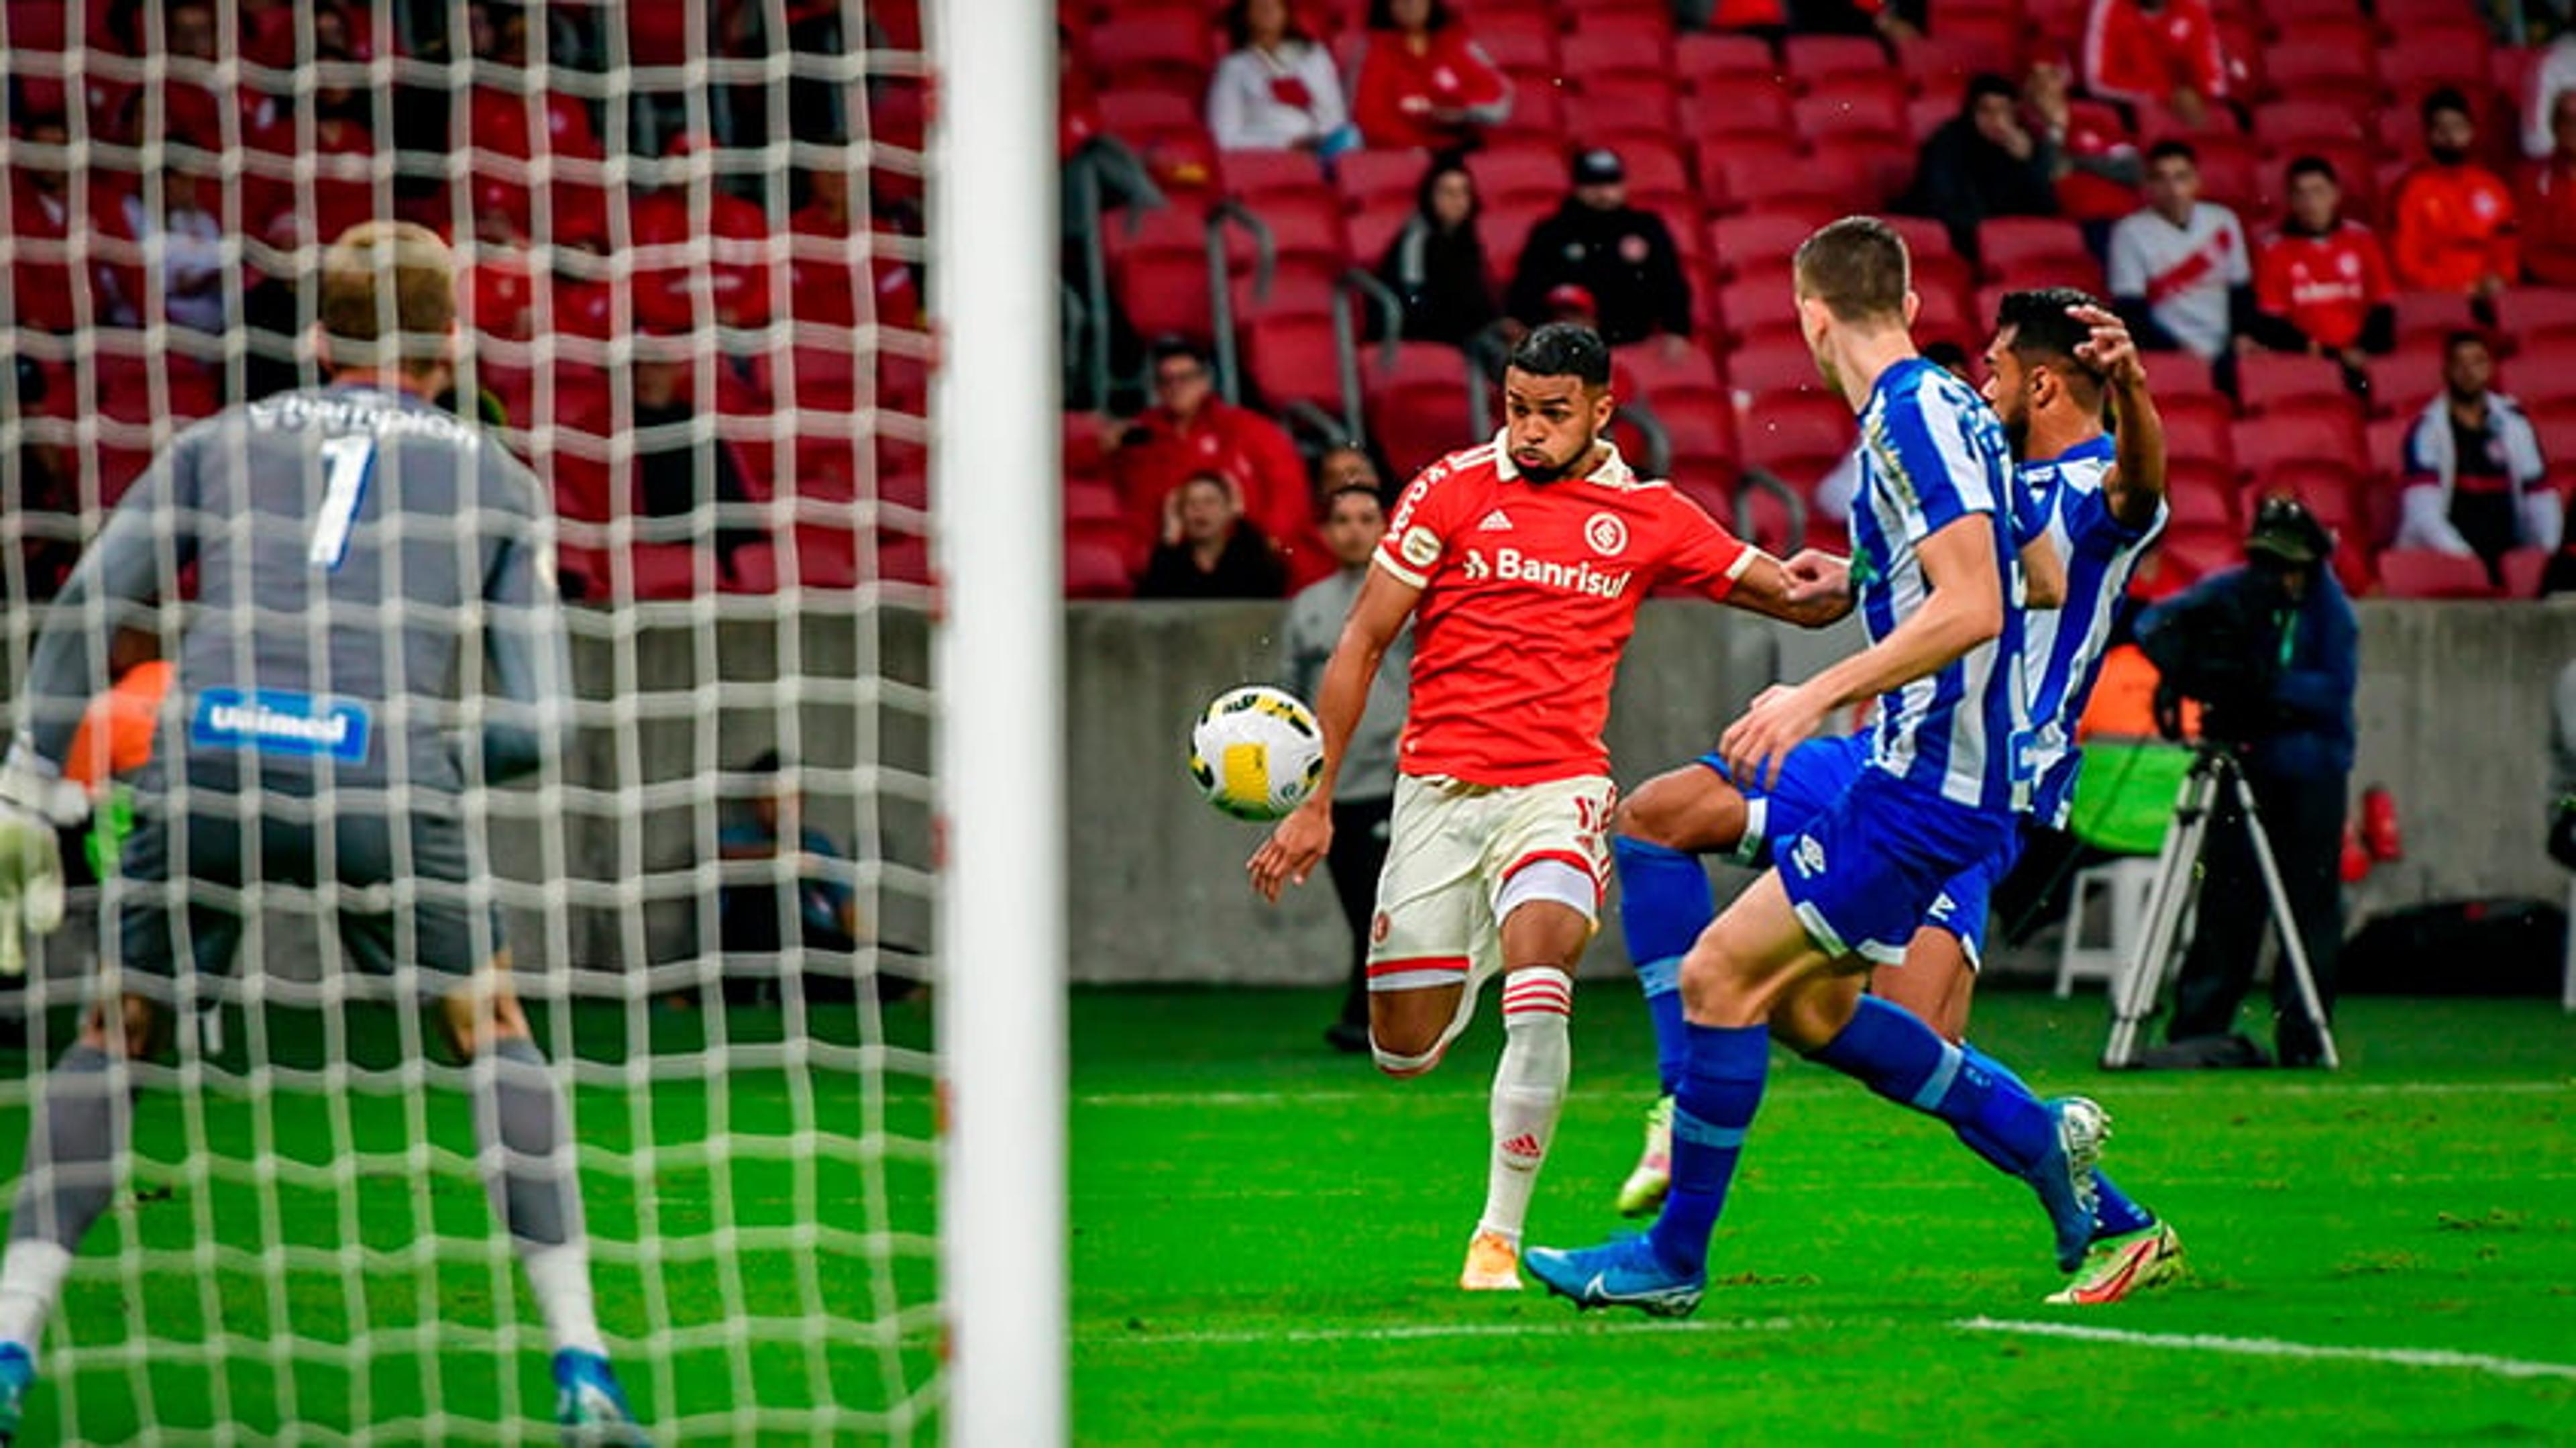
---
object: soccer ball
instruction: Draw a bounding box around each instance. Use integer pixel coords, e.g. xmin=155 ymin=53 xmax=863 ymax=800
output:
xmin=1189 ymin=686 xmax=1324 ymax=822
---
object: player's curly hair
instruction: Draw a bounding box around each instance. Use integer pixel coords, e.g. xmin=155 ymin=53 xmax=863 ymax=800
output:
xmin=1505 ymin=323 xmax=1610 ymax=387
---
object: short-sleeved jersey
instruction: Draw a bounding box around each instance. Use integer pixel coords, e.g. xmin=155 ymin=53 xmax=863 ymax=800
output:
xmin=1849 ymin=358 xmax=2033 ymax=815
xmin=2018 ymin=435 xmax=2169 ymax=828
xmin=1375 ymin=435 xmax=1754 ymax=786
xmin=20 ymin=382 xmax=569 ymax=800
xmin=2255 ymin=221 xmax=2394 ymax=352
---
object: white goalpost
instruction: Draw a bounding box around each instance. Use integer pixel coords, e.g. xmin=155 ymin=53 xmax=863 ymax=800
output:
xmin=928 ymin=0 xmax=1071 ymax=1441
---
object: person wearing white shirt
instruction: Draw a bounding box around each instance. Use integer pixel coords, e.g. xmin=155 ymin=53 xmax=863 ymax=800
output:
xmin=1206 ymin=0 xmax=1356 ymax=158
xmin=2107 ymin=141 xmax=2253 ymax=365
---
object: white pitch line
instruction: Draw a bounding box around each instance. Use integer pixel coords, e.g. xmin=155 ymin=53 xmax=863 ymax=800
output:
xmin=1079 ymin=1316 xmax=1802 ymax=1349
xmin=1954 ymin=1318 xmax=2576 ymax=1382
xmin=1077 ymin=1080 xmax=2571 ymax=1108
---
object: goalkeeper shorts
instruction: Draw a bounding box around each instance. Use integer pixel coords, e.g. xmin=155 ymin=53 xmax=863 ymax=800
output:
xmin=110 ymin=800 xmax=505 ymax=1002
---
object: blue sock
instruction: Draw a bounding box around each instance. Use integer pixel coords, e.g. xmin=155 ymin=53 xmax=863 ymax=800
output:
xmin=1809 ymin=998 xmax=2055 ymax=1176
xmin=2090 ymin=1172 xmax=2155 ymax=1238
xmin=1645 ymin=1022 xmax=1769 ymax=1276
xmin=1611 ymin=836 xmax=1714 ymax=1096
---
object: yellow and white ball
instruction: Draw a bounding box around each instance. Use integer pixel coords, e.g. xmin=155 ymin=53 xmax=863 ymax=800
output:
xmin=1188 ymin=686 xmax=1324 ymax=822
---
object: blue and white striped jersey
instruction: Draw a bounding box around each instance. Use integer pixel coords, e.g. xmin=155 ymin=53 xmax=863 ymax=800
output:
xmin=1850 ymin=356 xmax=2035 ymax=815
xmin=2019 ymin=433 xmax=2169 ymax=828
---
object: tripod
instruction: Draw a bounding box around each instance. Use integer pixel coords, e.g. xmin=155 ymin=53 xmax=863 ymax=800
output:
xmin=2101 ymin=742 xmax=2341 ymax=1070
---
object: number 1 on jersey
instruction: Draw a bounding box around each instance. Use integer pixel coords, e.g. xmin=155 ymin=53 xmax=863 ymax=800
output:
xmin=311 ymin=434 xmax=374 ymax=569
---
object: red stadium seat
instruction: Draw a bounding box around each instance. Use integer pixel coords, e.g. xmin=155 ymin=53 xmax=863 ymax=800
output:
xmin=2149 ymin=349 xmax=2222 ymax=401
xmin=2251 ymin=98 xmax=2371 ymax=151
xmin=2160 ymin=393 xmax=2239 ymax=471
xmin=1065 ymin=537 xmax=1136 ymax=599
xmin=2502 ymin=546 xmax=2551 ymax=599
xmin=1681 ymin=81 xmax=1796 ymax=140
xmin=2387 ymin=291 xmax=2476 ymax=351
xmin=1676 ymin=34 xmax=1780 ymax=89
xmin=1564 ymin=89 xmax=1681 ymax=143
xmin=1792 ymin=73 xmax=1911 ymax=141
xmin=2234 ymin=352 xmax=2353 ymax=415
xmin=1727 ymin=339 xmax=1828 ymax=398
xmin=1805 ymin=134 xmax=1915 ymax=211
xmin=1782 ymin=35 xmax=1892 ymax=87
xmin=2165 ymin=458 xmax=2243 ymax=531
xmin=1715 ymin=273 xmax=1807 ymax=347
xmin=1564 ymin=31 xmax=1675 ymax=83
xmin=2253 ymin=0 xmax=2365 ymax=35
xmin=1083 ymin=16 xmax=1213 ymax=96
xmin=1617 ymin=340 xmax=1728 ymax=413
xmin=1479 ymin=10 xmax=1563 ymax=72
xmin=1698 ymin=136 xmax=1839 ymax=215
xmin=2498 ymin=288 xmax=2576 ymax=346
xmin=2365 ymin=348 xmax=2449 ymax=419
xmin=2233 ymin=411 xmax=2367 ymax=481
xmin=1905 ymin=93 xmax=1956 ymax=144
xmin=2185 ymin=134 xmax=2263 ymax=211
xmin=2375 ymin=548 xmax=2500 ymax=599
xmin=1738 ymin=391 xmax=1854 ymax=488
xmin=2513 ymin=340 xmax=2576 ymax=409
xmin=1487 ymin=84 xmax=1565 ymax=140
xmin=1974 ymin=217 xmax=2097 ymax=287
xmin=1904 ymin=26 xmax=2021 ymax=103
xmin=1224 ymin=151 xmax=1334 ymax=201
xmin=1336 ymin=149 xmax=1434 ymax=208
xmin=1363 ymin=344 xmax=1478 ymax=478
xmin=2365 ymin=415 xmax=2416 ymax=481
xmin=2245 ymin=462 xmax=2363 ymax=539
xmin=1345 ymin=193 xmax=1415 ymax=270
xmin=1882 ymin=215 xmax=1959 ymax=266
xmin=1656 ymin=399 xmax=1745 ymax=486
xmin=2155 ymin=525 xmax=2247 ymax=590
xmin=1468 ymin=141 xmax=1574 ymax=210
xmin=2259 ymin=18 xmax=2377 ymax=97
xmin=2376 ymin=29 xmax=2495 ymax=101
xmin=1481 ymin=197 xmax=1558 ymax=288
xmin=1709 ymin=211 xmax=1823 ymax=285
xmin=1242 ymin=314 xmax=1346 ymax=415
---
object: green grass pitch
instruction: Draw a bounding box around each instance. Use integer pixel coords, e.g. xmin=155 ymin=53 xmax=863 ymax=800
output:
xmin=0 ymin=996 xmax=941 ymax=1444
xmin=1073 ymin=988 xmax=2576 ymax=1447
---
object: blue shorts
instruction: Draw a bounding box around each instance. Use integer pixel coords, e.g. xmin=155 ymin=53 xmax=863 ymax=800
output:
xmin=1696 ymin=734 xmax=1869 ymax=870
xmin=1774 ymin=768 xmax=2019 ymax=966
xmin=1919 ymin=827 xmax=2026 ymax=967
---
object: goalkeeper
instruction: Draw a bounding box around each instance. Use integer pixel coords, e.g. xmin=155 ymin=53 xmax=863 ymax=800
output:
xmin=0 ymin=221 xmax=642 ymax=1443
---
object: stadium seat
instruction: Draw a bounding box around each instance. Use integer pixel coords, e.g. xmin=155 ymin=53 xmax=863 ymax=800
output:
xmin=1335 ymin=149 xmax=1432 ymax=209
xmin=2502 ymin=546 xmax=2552 ymax=599
xmin=1467 ymin=142 xmax=1573 ymax=211
xmin=1479 ymin=10 xmax=1564 ymax=72
xmin=2165 ymin=458 xmax=2242 ymax=531
xmin=2364 ymin=348 xmax=2449 ymax=419
xmin=1344 ymin=193 xmax=1415 ymax=271
xmin=1738 ymin=391 xmax=1854 ymax=488
xmin=2499 ymin=288 xmax=2576 ymax=346
xmin=1676 ymin=34 xmax=1780 ymax=89
xmin=2387 ymin=291 xmax=2477 ymax=351
xmin=2155 ymin=525 xmax=2246 ymax=589
xmin=1363 ymin=343 xmax=1478 ymax=478
xmin=1564 ymin=89 xmax=1681 ymax=143
xmin=1695 ymin=134 xmax=1824 ymax=216
xmin=1880 ymin=215 xmax=1957 ymax=267
xmin=2251 ymin=98 xmax=2371 ymax=151
xmin=1481 ymin=197 xmax=1558 ymax=287
xmin=1709 ymin=211 xmax=1826 ymax=285
xmin=1782 ymin=35 xmax=1891 ymax=87
xmin=2185 ymin=133 xmax=2263 ymax=212
xmin=2376 ymin=28 xmax=2496 ymax=101
xmin=2512 ymin=340 xmax=2576 ymax=411
xmin=1680 ymin=82 xmax=1796 ymax=141
xmin=1564 ymin=31 xmax=1676 ymax=84
xmin=1083 ymin=17 xmax=1212 ymax=98
xmin=1973 ymin=217 xmax=2096 ymax=287
xmin=1726 ymin=338 xmax=1829 ymax=398
xmin=2234 ymin=353 xmax=2353 ymax=416
xmin=1242 ymin=313 xmax=1346 ymax=415
xmin=2253 ymin=0 xmax=2366 ymax=35
xmin=1656 ymin=399 xmax=1745 ymax=486
xmin=2259 ymin=18 xmax=2378 ymax=97
xmin=2148 ymin=350 xmax=2221 ymax=401
xmin=1224 ymin=150 xmax=1334 ymax=201
xmin=1792 ymin=73 xmax=1910 ymax=142
xmin=1487 ymin=84 xmax=1564 ymax=140
xmin=2160 ymin=393 xmax=2239 ymax=471
xmin=1903 ymin=26 xmax=2021 ymax=104
xmin=1617 ymin=340 xmax=1727 ymax=415
xmin=1065 ymin=537 xmax=1136 ymax=599
xmin=1904 ymin=94 xmax=1956 ymax=145
xmin=1805 ymin=135 xmax=1915 ymax=211
xmin=2234 ymin=411 xmax=2367 ymax=481
xmin=2375 ymin=548 xmax=2500 ymax=599
xmin=2244 ymin=461 xmax=2363 ymax=540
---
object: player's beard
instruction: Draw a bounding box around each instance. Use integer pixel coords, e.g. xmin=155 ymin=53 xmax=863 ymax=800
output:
xmin=2003 ymin=410 xmax=2031 ymax=459
xmin=1513 ymin=433 xmax=1593 ymax=484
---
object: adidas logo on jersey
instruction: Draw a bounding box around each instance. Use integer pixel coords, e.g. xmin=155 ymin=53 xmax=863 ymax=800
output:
xmin=1479 ymin=509 xmax=1515 ymax=531
xmin=1500 ymin=1133 xmax=1545 ymax=1161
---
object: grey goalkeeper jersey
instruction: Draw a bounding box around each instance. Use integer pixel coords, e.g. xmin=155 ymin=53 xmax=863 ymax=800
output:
xmin=18 ymin=382 xmax=572 ymax=801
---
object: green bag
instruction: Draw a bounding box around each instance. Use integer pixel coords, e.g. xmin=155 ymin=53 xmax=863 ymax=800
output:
xmin=2064 ymin=741 xmax=2192 ymax=857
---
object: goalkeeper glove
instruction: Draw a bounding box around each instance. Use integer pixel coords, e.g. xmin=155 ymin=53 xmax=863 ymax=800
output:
xmin=0 ymin=745 xmax=89 ymax=978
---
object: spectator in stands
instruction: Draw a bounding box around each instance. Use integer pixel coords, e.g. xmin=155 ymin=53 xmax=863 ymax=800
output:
xmin=1315 ymin=443 xmax=1385 ymax=498
xmin=720 ymin=749 xmax=867 ymax=967
xmin=96 ymin=0 xmax=224 ymax=145
xmin=2079 ymin=0 xmax=2228 ymax=130
xmin=1110 ymin=339 xmax=1315 ymax=567
xmin=2251 ymin=156 xmax=2394 ymax=378
xmin=2528 ymin=31 xmax=2576 ymax=162
xmin=244 ymin=42 xmax=376 ymax=252
xmin=2388 ymin=89 xmax=2518 ymax=300
xmin=1349 ymin=0 xmax=1511 ymax=153
xmin=632 ymin=134 xmax=775 ymax=331
xmin=2398 ymin=330 xmax=2558 ymax=584
xmin=1903 ymin=74 xmax=2061 ymax=261
xmin=790 ymin=165 xmax=923 ymax=330
xmin=1281 ymin=479 xmax=1408 ymax=1052
xmin=1208 ymin=0 xmax=1357 ymax=162
xmin=2108 ymin=141 xmax=2253 ymax=366
xmin=2521 ymin=93 xmax=2576 ymax=288
xmin=1138 ymin=473 xmax=1290 ymax=599
xmin=1505 ymin=149 xmax=1694 ymax=354
xmin=632 ymin=341 xmax=763 ymax=581
xmin=1377 ymin=158 xmax=1499 ymax=348
xmin=105 ymin=160 xmax=230 ymax=334
xmin=7 ymin=114 xmax=83 ymax=334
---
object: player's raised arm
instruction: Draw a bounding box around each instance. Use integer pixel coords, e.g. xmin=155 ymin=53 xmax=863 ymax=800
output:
xmin=2072 ymin=303 xmax=2170 ymax=531
xmin=1722 ymin=513 xmax=2003 ymax=786
xmin=1247 ymin=562 xmax=1420 ymax=901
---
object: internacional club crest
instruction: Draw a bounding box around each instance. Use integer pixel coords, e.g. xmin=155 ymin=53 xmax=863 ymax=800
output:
xmin=1584 ymin=512 xmax=1628 ymax=558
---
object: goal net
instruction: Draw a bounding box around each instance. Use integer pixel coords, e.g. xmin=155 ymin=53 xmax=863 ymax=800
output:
xmin=0 ymin=0 xmax=981 ymax=1439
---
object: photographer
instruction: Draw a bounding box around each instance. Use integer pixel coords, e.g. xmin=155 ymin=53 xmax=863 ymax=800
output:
xmin=2136 ymin=497 xmax=2357 ymax=1066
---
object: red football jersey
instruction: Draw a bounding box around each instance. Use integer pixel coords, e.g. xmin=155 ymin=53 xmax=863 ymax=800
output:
xmin=1375 ymin=437 xmax=1755 ymax=786
xmin=2255 ymin=221 xmax=2393 ymax=352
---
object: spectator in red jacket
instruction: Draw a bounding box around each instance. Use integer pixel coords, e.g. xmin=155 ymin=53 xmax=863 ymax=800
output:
xmin=1111 ymin=340 xmax=1318 ymax=578
xmin=2388 ymin=89 xmax=2518 ymax=299
xmin=2252 ymin=156 xmax=2394 ymax=372
xmin=631 ymin=134 xmax=778 ymax=331
xmin=242 ymin=44 xmax=377 ymax=252
xmin=2080 ymin=0 xmax=2228 ymax=130
xmin=1349 ymin=0 xmax=1511 ymax=153
xmin=2521 ymin=91 xmax=2576 ymax=287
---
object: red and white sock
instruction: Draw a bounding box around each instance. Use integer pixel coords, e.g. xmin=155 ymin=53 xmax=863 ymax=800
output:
xmin=1478 ymin=966 xmax=1574 ymax=1243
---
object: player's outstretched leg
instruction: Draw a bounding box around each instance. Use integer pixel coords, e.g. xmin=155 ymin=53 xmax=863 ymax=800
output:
xmin=443 ymin=978 xmax=644 ymax=1447
xmin=0 ymin=994 xmax=153 ymax=1444
xmin=1605 ymin=766 xmax=1746 ymax=1218
xmin=1780 ymin=977 xmax=2104 ymax=1273
xmin=1527 ymin=873 xmax=1826 ymax=1318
